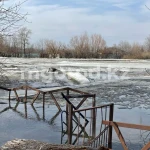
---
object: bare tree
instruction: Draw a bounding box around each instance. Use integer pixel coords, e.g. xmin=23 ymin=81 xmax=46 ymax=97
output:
xmin=70 ymin=33 xmax=106 ymax=58
xmin=36 ymin=39 xmax=46 ymax=57
xmin=91 ymin=34 xmax=106 ymax=52
xmin=11 ymin=34 xmax=20 ymax=57
xmin=0 ymin=0 xmax=28 ymax=86
xmin=45 ymin=40 xmax=62 ymax=58
xmin=0 ymin=0 xmax=27 ymax=36
xmin=70 ymin=32 xmax=90 ymax=58
xmin=118 ymin=41 xmax=132 ymax=53
xmin=144 ymin=35 xmax=150 ymax=51
xmin=90 ymin=34 xmax=106 ymax=57
xmin=18 ymin=27 xmax=31 ymax=57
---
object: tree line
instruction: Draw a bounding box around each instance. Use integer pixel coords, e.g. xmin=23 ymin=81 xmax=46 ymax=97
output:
xmin=1 ymin=28 xmax=150 ymax=59
xmin=1 ymin=0 xmax=150 ymax=59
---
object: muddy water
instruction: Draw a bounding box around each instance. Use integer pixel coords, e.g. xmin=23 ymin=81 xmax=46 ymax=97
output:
xmin=0 ymin=99 xmax=149 ymax=150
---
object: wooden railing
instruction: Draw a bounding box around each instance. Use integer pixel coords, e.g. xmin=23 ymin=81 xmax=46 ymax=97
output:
xmin=65 ymin=103 xmax=114 ymax=149
xmin=102 ymin=121 xmax=150 ymax=150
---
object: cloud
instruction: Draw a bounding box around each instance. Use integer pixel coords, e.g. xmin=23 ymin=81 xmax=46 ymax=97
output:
xmin=11 ymin=0 xmax=150 ymax=46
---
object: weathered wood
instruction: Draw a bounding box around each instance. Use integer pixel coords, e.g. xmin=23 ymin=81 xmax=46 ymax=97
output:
xmin=0 ymin=86 xmax=11 ymax=91
xmin=76 ymin=97 xmax=88 ymax=110
xmin=31 ymin=91 xmax=40 ymax=105
xmin=43 ymin=87 xmax=68 ymax=94
xmin=68 ymin=88 xmax=90 ymax=95
xmin=103 ymin=121 xmax=150 ymax=131
xmin=108 ymin=104 xmax=114 ymax=149
xmin=50 ymin=92 xmax=62 ymax=111
xmin=43 ymin=93 xmax=45 ymax=119
xmin=26 ymin=85 xmax=41 ymax=92
xmin=24 ymin=86 xmax=27 ymax=103
xmin=141 ymin=142 xmax=150 ymax=150
xmin=73 ymin=104 xmax=114 ymax=112
xmin=92 ymin=95 xmax=96 ymax=138
xmin=24 ymin=103 xmax=27 ymax=118
xmin=66 ymin=94 xmax=95 ymax=99
xmin=68 ymin=104 xmax=73 ymax=144
xmin=111 ymin=122 xmax=128 ymax=150
xmin=8 ymin=91 xmax=11 ymax=108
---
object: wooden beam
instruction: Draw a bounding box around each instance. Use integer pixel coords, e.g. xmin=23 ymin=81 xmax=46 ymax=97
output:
xmin=43 ymin=87 xmax=68 ymax=94
xmin=103 ymin=121 xmax=150 ymax=131
xmin=108 ymin=104 xmax=114 ymax=149
xmin=31 ymin=91 xmax=40 ymax=105
xmin=8 ymin=91 xmax=11 ymax=108
xmin=68 ymin=88 xmax=90 ymax=95
xmin=0 ymin=86 xmax=11 ymax=91
xmin=111 ymin=122 xmax=128 ymax=150
xmin=76 ymin=97 xmax=88 ymax=110
xmin=49 ymin=92 xmax=62 ymax=111
xmin=141 ymin=142 xmax=150 ymax=150
xmin=66 ymin=94 xmax=95 ymax=99
xmin=73 ymin=103 xmax=114 ymax=113
xmin=26 ymin=85 xmax=41 ymax=92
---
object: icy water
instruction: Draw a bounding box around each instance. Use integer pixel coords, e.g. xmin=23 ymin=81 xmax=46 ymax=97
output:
xmin=0 ymin=100 xmax=149 ymax=150
xmin=0 ymin=58 xmax=150 ymax=149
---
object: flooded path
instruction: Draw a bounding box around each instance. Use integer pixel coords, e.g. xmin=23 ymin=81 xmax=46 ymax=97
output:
xmin=0 ymin=100 xmax=149 ymax=149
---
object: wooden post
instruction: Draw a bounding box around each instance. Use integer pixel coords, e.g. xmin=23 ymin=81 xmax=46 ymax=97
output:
xmin=108 ymin=104 xmax=114 ymax=149
xmin=24 ymin=103 xmax=27 ymax=118
xmin=43 ymin=93 xmax=45 ymax=120
xmin=66 ymin=88 xmax=69 ymax=130
xmin=68 ymin=104 xmax=73 ymax=144
xmin=24 ymin=86 xmax=27 ymax=103
xmin=92 ymin=95 xmax=96 ymax=137
xmin=8 ymin=91 xmax=11 ymax=108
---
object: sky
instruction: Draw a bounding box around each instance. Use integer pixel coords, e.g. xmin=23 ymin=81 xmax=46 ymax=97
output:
xmin=7 ymin=0 xmax=150 ymax=46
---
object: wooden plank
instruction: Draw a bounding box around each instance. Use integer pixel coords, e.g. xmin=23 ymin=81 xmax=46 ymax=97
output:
xmin=43 ymin=93 xmax=45 ymax=120
xmin=92 ymin=95 xmax=96 ymax=137
xmin=141 ymin=142 xmax=150 ymax=150
xmin=68 ymin=88 xmax=90 ymax=95
xmin=111 ymin=122 xmax=128 ymax=150
xmin=68 ymin=104 xmax=73 ymax=144
xmin=26 ymin=85 xmax=41 ymax=92
xmin=66 ymin=94 xmax=95 ymax=99
xmin=74 ymin=103 xmax=114 ymax=112
xmin=108 ymin=104 xmax=114 ymax=149
xmin=0 ymin=86 xmax=11 ymax=91
xmin=24 ymin=87 xmax=27 ymax=103
xmin=8 ymin=91 xmax=11 ymax=108
xmin=76 ymin=97 xmax=88 ymax=110
xmin=12 ymin=86 xmax=24 ymax=90
xmin=24 ymin=103 xmax=27 ymax=118
xmin=103 ymin=121 xmax=150 ymax=131
xmin=40 ymin=87 xmax=68 ymax=94
xmin=31 ymin=91 xmax=40 ymax=105
xmin=66 ymin=89 xmax=69 ymax=130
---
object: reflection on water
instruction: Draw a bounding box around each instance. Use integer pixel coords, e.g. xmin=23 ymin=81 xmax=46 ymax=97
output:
xmin=0 ymin=100 xmax=150 ymax=150
xmin=0 ymin=100 xmax=62 ymax=146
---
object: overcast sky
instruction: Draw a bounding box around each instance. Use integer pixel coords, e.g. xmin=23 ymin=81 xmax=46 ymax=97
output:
xmin=8 ymin=0 xmax=150 ymax=46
